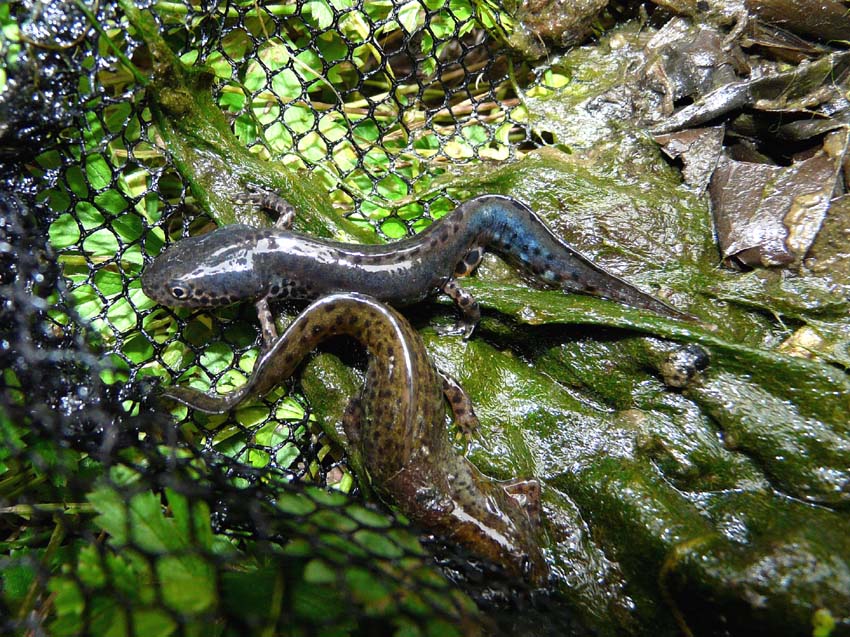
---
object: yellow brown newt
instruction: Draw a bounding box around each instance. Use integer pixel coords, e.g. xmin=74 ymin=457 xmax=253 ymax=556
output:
xmin=162 ymin=292 xmax=548 ymax=583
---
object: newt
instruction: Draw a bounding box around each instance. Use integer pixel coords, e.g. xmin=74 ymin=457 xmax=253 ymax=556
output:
xmin=142 ymin=193 xmax=694 ymax=342
xmin=162 ymin=292 xmax=548 ymax=583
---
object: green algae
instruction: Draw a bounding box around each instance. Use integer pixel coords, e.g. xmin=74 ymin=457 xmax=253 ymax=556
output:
xmin=134 ymin=12 xmax=850 ymax=634
xmin=292 ymin=142 xmax=850 ymax=635
xmin=119 ymin=1 xmax=376 ymax=242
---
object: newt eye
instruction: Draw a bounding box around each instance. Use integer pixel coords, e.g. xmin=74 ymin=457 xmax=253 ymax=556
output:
xmin=170 ymin=285 xmax=188 ymax=299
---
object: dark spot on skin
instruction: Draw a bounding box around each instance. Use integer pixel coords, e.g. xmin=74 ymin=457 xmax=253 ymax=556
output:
xmin=352 ymin=255 xmax=363 ymax=265
xmin=386 ymin=346 xmax=394 ymax=358
xmin=270 ymin=285 xmax=280 ymax=296
xmin=586 ymin=284 xmax=597 ymax=292
xmin=323 ymin=302 xmax=337 ymax=312
xmin=532 ymin=246 xmax=541 ymax=256
xmin=439 ymin=229 xmax=449 ymax=243
xmin=455 ymin=407 xmax=465 ymax=416
xmin=312 ymin=325 xmax=322 ymax=335
xmin=348 ymin=315 xmax=358 ymax=325
xmin=451 ymin=393 xmax=462 ymax=404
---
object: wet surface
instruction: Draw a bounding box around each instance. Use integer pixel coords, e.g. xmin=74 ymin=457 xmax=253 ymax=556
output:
xmin=6 ymin=1 xmax=850 ymax=635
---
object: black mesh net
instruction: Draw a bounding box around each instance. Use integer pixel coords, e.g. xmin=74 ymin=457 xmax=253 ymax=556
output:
xmin=11 ymin=1 xmax=850 ymax=635
xmin=0 ymin=1 xmax=578 ymax=635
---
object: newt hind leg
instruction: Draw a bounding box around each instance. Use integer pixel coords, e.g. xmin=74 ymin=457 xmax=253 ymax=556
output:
xmin=439 ymin=279 xmax=481 ymax=339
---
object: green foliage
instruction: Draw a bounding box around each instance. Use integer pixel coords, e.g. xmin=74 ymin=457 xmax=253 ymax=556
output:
xmin=813 ymin=609 xmax=836 ymax=637
xmin=0 ymin=4 xmax=21 ymax=91
xmin=44 ymin=477 xmax=473 ymax=637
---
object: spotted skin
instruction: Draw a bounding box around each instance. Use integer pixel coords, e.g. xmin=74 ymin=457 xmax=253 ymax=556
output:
xmin=440 ymin=373 xmax=480 ymax=440
xmin=234 ymin=186 xmax=297 ymax=229
xmin=440 ymin=279 xmax=480 ymax=338
xmin=162 ymin=293 xmax=548 ymax=583
xmin=141 ymin=195 xmax=694 ymax=339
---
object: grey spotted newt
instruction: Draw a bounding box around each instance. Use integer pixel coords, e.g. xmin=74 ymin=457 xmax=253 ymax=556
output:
xmin=162 ymin=292 xmax=548 ymax=583
xmin=141 ymin=193 xmax=694 ymax=342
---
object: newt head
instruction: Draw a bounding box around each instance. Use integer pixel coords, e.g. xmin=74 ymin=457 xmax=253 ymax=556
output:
xmin=141 ymin=224 xmax=268 ymax=308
